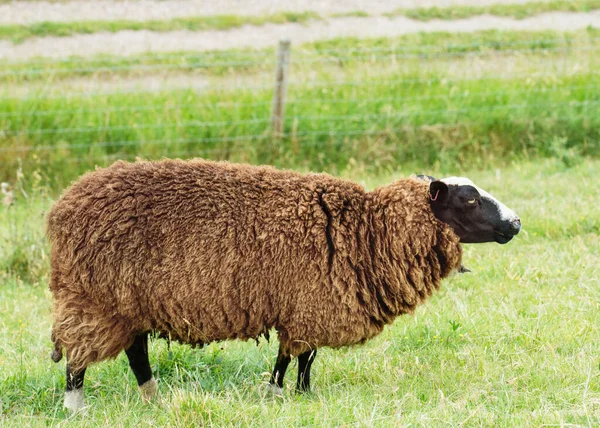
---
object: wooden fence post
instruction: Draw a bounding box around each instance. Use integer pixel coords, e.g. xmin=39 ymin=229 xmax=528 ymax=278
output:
xmin=271 ymin=39 xmax=291 ymax=138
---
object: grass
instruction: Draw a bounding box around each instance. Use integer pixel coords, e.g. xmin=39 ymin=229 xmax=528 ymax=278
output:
xmin=3 ymin=1 xmax=600 ymax=43
xmin=0 ymin=158 xmax=598 ymax=425
xmin=391 ymin=0 xmax=600 ymax=21
xmin=329 ymin=11 xmax=371 ymax=18
xmin=1 ymin=29 xmax=599 ymax=187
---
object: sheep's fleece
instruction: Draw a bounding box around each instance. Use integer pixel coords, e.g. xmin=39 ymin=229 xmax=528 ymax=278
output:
xmin=48 ymin=159 xmax=462 ymax=371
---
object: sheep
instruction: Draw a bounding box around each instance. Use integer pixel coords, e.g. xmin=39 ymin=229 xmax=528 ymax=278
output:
xmin=47 ymin=159 xmax=521 ymax=410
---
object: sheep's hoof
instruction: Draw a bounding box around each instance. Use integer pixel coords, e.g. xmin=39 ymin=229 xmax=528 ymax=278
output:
xmin=269 ymin=384 xmax=284 ymax=397
xmin=139 ymin=377 xmax=158 ymax=402
xmin=64 ymin=389 xmax=85 ymax=412
xmin=260 ymin=383 xmax=284 ymax=397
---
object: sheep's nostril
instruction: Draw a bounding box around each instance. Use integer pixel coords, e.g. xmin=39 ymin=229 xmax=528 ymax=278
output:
xmin=511 ymin=217 xmax=521 ymax=233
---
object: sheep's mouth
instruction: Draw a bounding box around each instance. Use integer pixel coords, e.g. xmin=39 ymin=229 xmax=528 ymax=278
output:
xmin=494 ymin=231 xmax=514 ymax=244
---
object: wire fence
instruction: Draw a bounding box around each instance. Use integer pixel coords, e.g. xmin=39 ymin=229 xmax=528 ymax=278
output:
xmin=3 ymin=100 xmax=599 ymax=142
xmin=1 ymin=34 xmax=599 ymax=181
xmin=2 ymin=83 xmax=599 ymax=118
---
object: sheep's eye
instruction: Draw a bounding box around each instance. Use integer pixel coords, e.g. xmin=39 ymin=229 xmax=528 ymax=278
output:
xmin=467 ymin=198 xmax=477 ymax=205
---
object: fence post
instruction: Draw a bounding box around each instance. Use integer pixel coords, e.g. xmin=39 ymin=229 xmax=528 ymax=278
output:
xmin=271 ymin=39 xmax=291 ymax=138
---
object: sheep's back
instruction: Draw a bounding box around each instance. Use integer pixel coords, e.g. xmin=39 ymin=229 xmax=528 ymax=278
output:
xmin=48 ymin=159 xmax=366 ymax=344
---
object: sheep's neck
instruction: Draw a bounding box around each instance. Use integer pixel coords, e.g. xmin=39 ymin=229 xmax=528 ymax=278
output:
xmin=359 ymin=182 xmax=462 ymax=325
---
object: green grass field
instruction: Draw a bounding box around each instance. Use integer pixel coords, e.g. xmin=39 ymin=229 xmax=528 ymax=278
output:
xmin=2 ymin=29 xmax=599 ymax=188
xmin=0 ymin=158 xmax=599 ymax=426
xmin=1 ymin=8 xmax=600 ymax=425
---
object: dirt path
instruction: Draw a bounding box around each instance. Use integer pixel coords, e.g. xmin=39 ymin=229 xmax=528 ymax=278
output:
xmin=0 ymin=0 xmax=535 ymax=25
xmin=2 ymin=11 xmax=599 ymax=61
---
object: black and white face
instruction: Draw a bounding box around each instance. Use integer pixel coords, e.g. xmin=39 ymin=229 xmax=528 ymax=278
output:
xmin=421 ymin=176 xmax=521 ymax=244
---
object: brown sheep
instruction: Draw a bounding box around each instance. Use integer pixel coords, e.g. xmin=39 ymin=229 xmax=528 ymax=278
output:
xmin=47 ymin=159 xmax=520 ymax=410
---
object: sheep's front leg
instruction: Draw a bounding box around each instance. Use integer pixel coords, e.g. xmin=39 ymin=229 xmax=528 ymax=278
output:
xmin=269 ymin=345 xmax=291 ymax=392
xmin=125 ymin=333 xmax=157 ymax=401
xmin=297 ymin=349 xmax=317 ymax=392
xmin=64 ymin=364 xmax=86 ymax=411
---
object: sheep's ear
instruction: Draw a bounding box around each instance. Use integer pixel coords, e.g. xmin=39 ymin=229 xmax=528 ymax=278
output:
xmin=429 ymin=181 xmax=449 ymax=204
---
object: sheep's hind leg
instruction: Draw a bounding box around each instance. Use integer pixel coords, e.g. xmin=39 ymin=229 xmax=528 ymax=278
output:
xmin=64 ymin=364 xmax=86 ymax=411
xmin=125 ymin=333 xmax=157 ymax=402
xmin=269 ymin=345 xmax=291 ymax=394
xmin=296 ymin=349 xmax=317 ymax=392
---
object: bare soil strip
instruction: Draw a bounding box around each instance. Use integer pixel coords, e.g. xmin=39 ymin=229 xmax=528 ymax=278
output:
xmin=0 ymin=0 xmax=537 ymax=25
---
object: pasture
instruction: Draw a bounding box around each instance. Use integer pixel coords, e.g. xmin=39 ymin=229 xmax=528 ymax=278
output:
xmin=1 ymin=1 xmax=600 ymax=425
xmin=2 ymin=28 xmax=600 ymax=187
xmin=0 ymin=159 xmax=599 ymax=426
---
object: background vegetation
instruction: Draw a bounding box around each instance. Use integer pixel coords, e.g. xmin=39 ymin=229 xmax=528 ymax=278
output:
xmin=2 ymin=28 xmax=599 ymax=189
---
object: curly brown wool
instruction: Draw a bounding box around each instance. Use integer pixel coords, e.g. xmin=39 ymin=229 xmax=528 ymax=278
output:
xmin=48 ymin=159 xmax=462 ymax=372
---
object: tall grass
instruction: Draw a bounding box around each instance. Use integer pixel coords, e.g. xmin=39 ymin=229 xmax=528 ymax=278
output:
xmin=4 ymin=76 xmax=599 ymax=185
xmin=0 ymin=168 xmax=51 ymax=283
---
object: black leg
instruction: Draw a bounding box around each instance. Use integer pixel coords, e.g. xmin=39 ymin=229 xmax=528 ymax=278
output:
xmin=296 ymin=349 xmax=317 ymax=392
xmin=64 ymin=364 xmax=86 ymax=410
xmin=66 ymin=364 xmax=86 ymax=391
xmin=125 ymin=333 xmax=153 ymax=386
xmin=125 ymin=333 xmax=158 ymax=401
xmin=270 ymin=346 xmax=291 ymax=388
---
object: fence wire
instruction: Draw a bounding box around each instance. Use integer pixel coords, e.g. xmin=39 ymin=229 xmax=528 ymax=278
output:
xmin=2 ymin=83 xmax=598 ymax=119
xmin=3 ymin=115 xmax=584 ymax=169
xmin=3 ymin=99 xmax=598 ymax=144
xmin=1 ymin=36 xmax=598 ymax=172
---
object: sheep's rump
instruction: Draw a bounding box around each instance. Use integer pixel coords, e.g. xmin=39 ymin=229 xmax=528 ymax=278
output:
xmin=48 ymin=159 xmax=369 ymax=368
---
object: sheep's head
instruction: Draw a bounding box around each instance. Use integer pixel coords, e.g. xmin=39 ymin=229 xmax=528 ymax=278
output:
xmin=417 ymin=175 xmax=521 ymax=244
